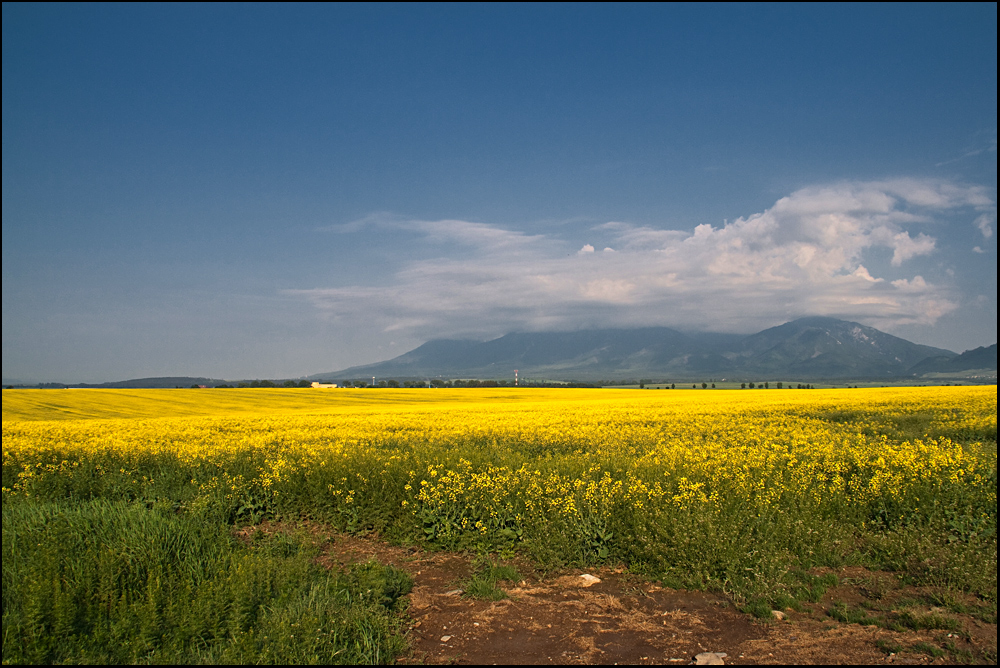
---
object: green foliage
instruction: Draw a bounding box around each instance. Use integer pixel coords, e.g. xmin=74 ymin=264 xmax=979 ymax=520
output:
xmin=1 ymin=499 xmax=411 ymax=665
xmin=791 ymin=570 xmax=839 ymax=603
xmin=742 ymin=598 xmax=776 ymax=619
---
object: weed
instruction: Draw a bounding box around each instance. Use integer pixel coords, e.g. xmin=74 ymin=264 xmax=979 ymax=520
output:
xmin=741 ymin=598 xmax=775 ymax=620
xmin=896 ymin=611 xmax=960 ymax=631
xmin=828 ymin=602 xmax=881 ymax=626
xmin=792 ymin=570 xmax=838 ymax=603
xmin=857 ymin=574 xmax=896 ymax=600
xmin=459 ymin=555 xmax=520 ymax=601
xmin=875 ymin=639 xmax=902 ymax=654
xmin=911 ymin=641 xmax=945 ymax=658
xmin=944 ymin=641 xmax=977 ymax=664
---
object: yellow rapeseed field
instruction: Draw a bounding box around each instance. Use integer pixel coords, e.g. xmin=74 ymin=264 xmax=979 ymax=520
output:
xmin=3 ymin=386 xmax=996 ymax=603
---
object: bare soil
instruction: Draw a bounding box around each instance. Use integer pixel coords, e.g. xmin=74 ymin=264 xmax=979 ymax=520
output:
xmin=255 ymin=525 xmax=997 ymax=665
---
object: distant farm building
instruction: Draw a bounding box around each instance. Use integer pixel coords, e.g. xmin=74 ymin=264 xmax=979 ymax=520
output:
xmin=311 ymin=382 xmax=338 ymax=388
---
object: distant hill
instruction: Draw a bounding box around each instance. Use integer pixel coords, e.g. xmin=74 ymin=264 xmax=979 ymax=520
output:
xmin=7 ymin=377 xmax=229 ymax=389
xmin=314 ymin=317 xmax=973 ymax=381
xmin=907 ymin=344 xmax=997 ymax=377
xmin=88 ymin=377 xmax=230 ymax=389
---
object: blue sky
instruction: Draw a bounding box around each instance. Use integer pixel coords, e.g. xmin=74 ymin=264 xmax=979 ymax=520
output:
xmin=3 ymin=4 xmax=996 ymax=382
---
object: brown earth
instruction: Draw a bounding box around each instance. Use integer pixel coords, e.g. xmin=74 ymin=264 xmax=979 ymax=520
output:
xmin=247 ymin=525 xmax=997 ymax=665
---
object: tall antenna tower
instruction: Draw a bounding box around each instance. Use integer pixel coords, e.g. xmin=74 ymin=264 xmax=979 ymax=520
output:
xmin=515 ymin=369 xmax=518 ymax=387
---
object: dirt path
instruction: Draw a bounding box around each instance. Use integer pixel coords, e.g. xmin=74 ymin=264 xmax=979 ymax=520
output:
xmin=311 ymin=531 xmax=996 ymax=665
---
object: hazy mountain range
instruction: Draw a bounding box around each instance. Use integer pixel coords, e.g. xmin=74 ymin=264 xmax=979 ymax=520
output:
xmin=6 ymin=318 xmax=995 ymax=388
xmin=316 ymin=317 xmax=996 ymax=381
xmin=2 ymin=376 xmax=230 ymax=390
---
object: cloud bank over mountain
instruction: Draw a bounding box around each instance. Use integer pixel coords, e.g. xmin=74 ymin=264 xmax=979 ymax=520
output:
xmin=295 ymin=178 xmax=994 ymax=340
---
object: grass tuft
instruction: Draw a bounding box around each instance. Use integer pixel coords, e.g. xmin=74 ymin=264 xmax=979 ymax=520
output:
xmin=459 ymin=555 xmax=520 ymax=601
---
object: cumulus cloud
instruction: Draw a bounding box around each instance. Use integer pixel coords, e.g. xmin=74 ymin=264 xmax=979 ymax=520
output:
xmin=294 ymin=179 xmax=993 ymax=339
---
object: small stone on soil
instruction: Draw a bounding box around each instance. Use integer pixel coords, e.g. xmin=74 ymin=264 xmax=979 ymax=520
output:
xmin=579 ymin=574 xmax=601 ymax=586
xmin=694 ymin=651 xmax=728 ymax=665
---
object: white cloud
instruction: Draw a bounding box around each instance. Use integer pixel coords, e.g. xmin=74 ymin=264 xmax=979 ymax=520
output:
xmin=294 ymin=178 xmax=994 ymax=339
xmin=974 ymin=212 xmax=995 ymax=239
xmin=325 ymin=212 xmax=547 ymax=249
xmin=852 ymin=265 xmax=881 ymax=282
xmin=888 ymin=231 xmax=936 ymax=266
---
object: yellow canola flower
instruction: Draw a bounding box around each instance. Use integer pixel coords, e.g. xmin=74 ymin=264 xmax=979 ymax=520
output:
xmin=2 ymin=386 xmax=995 ymax=537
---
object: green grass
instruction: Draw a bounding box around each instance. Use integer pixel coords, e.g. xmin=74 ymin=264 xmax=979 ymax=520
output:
xmin=828 ymin=602 xmax=882 ymax=626
xmin=459 ymin=555 xmax=520 ymax=601
xmin=827 ymin=601 xmax=964 ymax=636
xmin=875 ymin=639 xmax=902 ymax=654
xmin=1 ymin=499 xmax=412 ymax=664
xmin=896 ymin=611 xmax=961 ymax=631
xmin=943 ymin=641 xmax=978 ymax=664
xmin=911 ymin=641 xmax=946 ymax=658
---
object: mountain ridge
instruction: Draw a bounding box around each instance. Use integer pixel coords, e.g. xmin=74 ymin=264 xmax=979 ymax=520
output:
xmin=906 ymin=344 xmax=997 ymax=377
xmin=314 ymin=317 xmax=991 ymax=381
